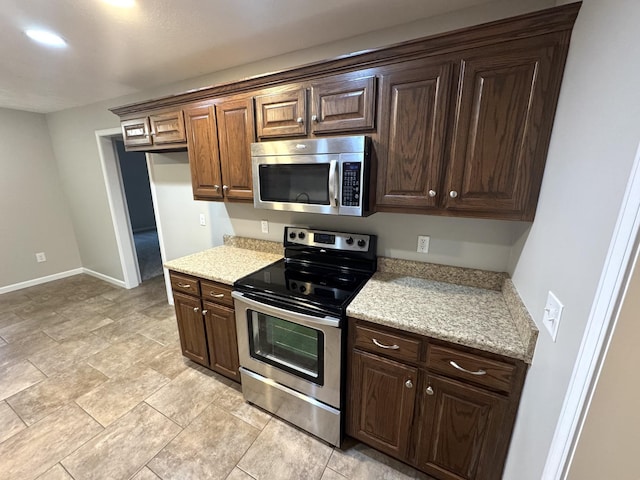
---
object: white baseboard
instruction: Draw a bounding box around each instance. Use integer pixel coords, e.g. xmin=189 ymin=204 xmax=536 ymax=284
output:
xmin=0 ymin=268 xmax=84 ymax=294
xmin=82 ymin=268 xmax=127 ymax=288
xmin=0 ymin=268 xmax=129 ymax=295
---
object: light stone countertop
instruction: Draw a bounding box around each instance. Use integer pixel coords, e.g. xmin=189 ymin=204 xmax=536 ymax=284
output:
xmin=347 ymin=271 xmax=534 ymax=363
xmin=164 ymin=245 xmax=282 ymax=286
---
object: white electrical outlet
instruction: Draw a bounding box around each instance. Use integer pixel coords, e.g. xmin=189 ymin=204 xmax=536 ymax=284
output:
xmin=261 ymin=220 xmax=269 ymax=234
xmin=543 ymin=291 xmax=564 ymax=342
xmin=417 ymin=235 xmax=430 ymax=253
xmin=199 ymin=213 xmax=206 ymax=226
xmin=35 ymin=252 xmax=46 ymax=263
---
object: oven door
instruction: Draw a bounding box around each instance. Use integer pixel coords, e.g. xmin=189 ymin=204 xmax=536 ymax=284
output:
xmin=232 ymin=291 xmax=342 ymax=408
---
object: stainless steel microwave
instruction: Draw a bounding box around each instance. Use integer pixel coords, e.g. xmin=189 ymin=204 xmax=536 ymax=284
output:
xmin=251 ymin=135 xmax=372 ymax=216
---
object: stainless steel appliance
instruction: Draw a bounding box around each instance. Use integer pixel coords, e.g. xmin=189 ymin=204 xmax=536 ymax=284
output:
xmin=233 ymin=226 xmax=377 ymax=446
xmin=251 ymin=135 xmax=372 ymax=216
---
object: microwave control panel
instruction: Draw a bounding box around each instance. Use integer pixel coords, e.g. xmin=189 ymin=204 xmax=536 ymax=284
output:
xmin=341 ymin=162 xmax=361 ymax=206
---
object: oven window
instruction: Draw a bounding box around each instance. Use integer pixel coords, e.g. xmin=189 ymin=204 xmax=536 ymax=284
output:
xmin=248 ymin=311 xmax=324 ymax=385
xmin=258 ymin=164 xmax=330 ymax=205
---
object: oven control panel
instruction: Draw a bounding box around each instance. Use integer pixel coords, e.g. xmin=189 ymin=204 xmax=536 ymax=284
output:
xmin=284 ymin=227 xmax=373 ymax=252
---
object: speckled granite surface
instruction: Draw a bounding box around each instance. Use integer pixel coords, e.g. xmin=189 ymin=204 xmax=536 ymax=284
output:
xmin=502 ymin=279 xmax=538 ymax=362
xmin=222 ymin=235 xmax=283 ymax=255
xmin=164 ymin=245 xmax=282 ymax=286
xmin=347 ymin=272 xmax=536 ymax=363
xmin=377 ymin=257 xmax=507 ymax=291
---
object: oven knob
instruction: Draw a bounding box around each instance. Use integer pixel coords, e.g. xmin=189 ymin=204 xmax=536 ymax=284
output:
xmin=298 ymin=232 xmax=306 ymax=239
xmin=300 ymin=285 xmax=306 ymax=292
xmin=346 ymin=237 xmax=354 ymax=245
xmin=357 ymin=239 xmax=366 ymax=248
xmin=289 ymin=232 xmax=296 ymax=239
xmin=290 ymin=282 xmax=297 ymax=290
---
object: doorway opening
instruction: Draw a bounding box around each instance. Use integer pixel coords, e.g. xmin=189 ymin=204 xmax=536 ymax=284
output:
xmin=114 ymin=140 xmax=162 ymax=282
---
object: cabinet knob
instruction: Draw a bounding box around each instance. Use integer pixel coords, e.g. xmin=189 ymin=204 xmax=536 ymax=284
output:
xmin=428 ymin=190 xmax=437 ymax=198
xmin=296 ymin=117 xmax=303 ymax=124
xmin=405 ymin=379 xmax=413 ymax=389
xmin=201 ymin=309 xmax=208 ymax=315
xmin=193 ymin=307 xmax=199 ymax=312
xmin=426 ymin=386 xmax=434 ymax=395
xmin=214 ymin=185 xmax=220 ymax=192
xmin=222 ymin=185 xmax=229 ymax=192
xmin=311 ymin=115 xmax=318 ymax=122
xmin=449 ymin=190 xmax=458 ymax=198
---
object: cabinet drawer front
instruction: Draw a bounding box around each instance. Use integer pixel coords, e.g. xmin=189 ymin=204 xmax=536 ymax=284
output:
xmin=169 ymin=272 xmax=201 ymax=297
xmin=200 ymin=280 xmax=233 ymax=307
xmin=426 ymin=344 xmax=515 ymax=393
xmin=354 ymin=324 xmax=421 ymax=363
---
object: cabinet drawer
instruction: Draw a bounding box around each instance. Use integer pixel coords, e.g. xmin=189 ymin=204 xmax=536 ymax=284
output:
xmin=200 ymin=280 xmax=233 ymax=308
xmin=169 ymin=272 xmax=201 ymax=297
xmin=354 ymin=324 xmax=421 ymax=363
xmin=426 ymin=344 xmax=516 ymax=394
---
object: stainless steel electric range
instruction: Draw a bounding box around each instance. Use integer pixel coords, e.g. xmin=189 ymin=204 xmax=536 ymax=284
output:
xmin=232 ymin=226 xmax=377 ymax=446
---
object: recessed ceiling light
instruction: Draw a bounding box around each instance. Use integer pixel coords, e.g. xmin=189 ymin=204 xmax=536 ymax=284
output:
xmin=103 ymin=0 xmax=135 ymax=7
xmin=25 ymin=29 xmax=67 ymax=48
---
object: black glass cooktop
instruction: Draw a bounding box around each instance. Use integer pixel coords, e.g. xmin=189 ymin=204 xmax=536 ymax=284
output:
xmin=234 ymin=259 xmax=373 ymax=317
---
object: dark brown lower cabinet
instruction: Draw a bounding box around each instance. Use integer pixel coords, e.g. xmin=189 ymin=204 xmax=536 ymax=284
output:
xmin=347 ymin=318 xmax=526 ymax=480
xmin=348 ymin=350 xmax=417 ymax=459
xmin=203 ymin=301 xmax=240 ymax=382
xmin=173 ymin=291 xmax=209 ymax=366
xmin=415 ymin=374 xmax=509 ymax=480
xmin=170 ymin=271 xmax=240 ymax=382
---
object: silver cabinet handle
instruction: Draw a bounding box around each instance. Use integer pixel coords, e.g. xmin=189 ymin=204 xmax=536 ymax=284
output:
xmin=202 ymin=309 xmax=208 ymax=315
xmin=449 ymin=360 xmax=486 ymax=376
xmin=428 ymin=190 xmax=437 ymax=197
xmin=193 ymin=307 xmax=199 ymax=312
xmin=296 ymin=117 xmax=303 ymax=124
xmin=311 ymin=114 xmax=318 ymax=122
xmin=449 ymin=190 xmax=458 ymax=198
xmin=210 ymin=293 xmax=225 ymax=298
xmin=372 ymin=338 xmax=400 ymax=350
xmin=222 ymin=185 xmax=229 ymax=192
xmin=177 ymin=283 xmax=191 ymax=288
xmin=426 ymin=386 xmax=434 ymax=395
xmin=213 ymin=185 xmax=220 ymax=191
xmin=405 ymin=379 xmax=413 ymax=389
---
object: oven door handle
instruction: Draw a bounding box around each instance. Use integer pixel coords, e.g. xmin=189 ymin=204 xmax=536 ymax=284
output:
xmin=231 ymin=291 xmax=341 ymax=328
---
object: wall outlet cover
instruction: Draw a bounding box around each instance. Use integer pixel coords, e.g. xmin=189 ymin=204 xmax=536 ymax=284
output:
xmin=261 ymin=220 xmax=269 ymax=234
xmin=417 ymin=235 xmax=430 ymax=253
xmin=199 ymin=213 xmax=206 ymax=226
xmin=35 ymin=252 xmax=46 ymax=262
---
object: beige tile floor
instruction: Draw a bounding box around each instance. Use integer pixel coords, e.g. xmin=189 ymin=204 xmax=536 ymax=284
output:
xmin=0 ymin=274 xmax=432 ymax=480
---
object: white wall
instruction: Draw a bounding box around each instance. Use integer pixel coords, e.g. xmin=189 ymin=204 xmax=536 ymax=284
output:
xmin=504 ymin=0 xmax=640 ymax=478
xmin=566 ymin=248 xmax=640 ymax=480
xmin=0 ymin=108 xmax=81 ymax=288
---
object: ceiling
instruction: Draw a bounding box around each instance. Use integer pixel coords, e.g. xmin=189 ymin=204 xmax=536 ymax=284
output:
xmin=0 ymin=0 xmax=499 ymax=114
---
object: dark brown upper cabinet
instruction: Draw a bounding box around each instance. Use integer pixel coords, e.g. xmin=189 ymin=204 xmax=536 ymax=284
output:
xmin=310 ymin=75 xmax=376 ymax=134
xmin=184 ymin=104 xmax=223 ymax=200
xmin=376 ymin=59 xmax=452 ymax=209
xmin=444 ymin=35 xmax=566 ymax=221
xmin=255 ymin=87 xmax=307 ymax=139
xmin=121 ymin=109 xmax=186 ymax=151
xmin=184 ymin=96 xmax=254 ymax=202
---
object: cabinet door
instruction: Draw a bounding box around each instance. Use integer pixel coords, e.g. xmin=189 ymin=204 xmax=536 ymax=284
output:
xmin=173 ymin=292 xmax=209 ymax=366
xmin=185 ymin=105 xmax=224 ymax=200
xmin=310 ymin=75 xmax=376 ymax=134
xmin=415 ymin=373 xmax=509 ymax=480
xmin=446 ymin=37 xmax=560 ymax=220
xmin=149 ymin=110 xmax=186 ymax=145
xmin=376 ymin=60 xmax=452 ymax=209
xmin=255 ymin=88 xmax=307 ymax=138
xmin=121 ymin=117 xmax=152 ymax=148
xmin=347 ymin=350 xmax=417 ymax=459
xmin=216 ymin=97 xmax=255 ymax=200
xmin=203 ymin=301 xmax=240 ymax=382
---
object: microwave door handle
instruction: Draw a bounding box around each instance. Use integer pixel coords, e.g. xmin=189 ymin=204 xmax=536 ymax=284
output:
xmin=328 ymin=160 xmax=339 ymax=207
